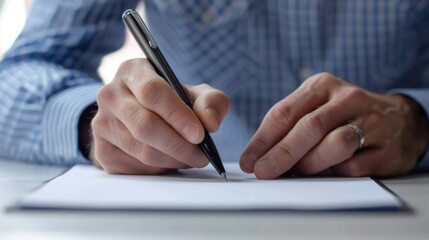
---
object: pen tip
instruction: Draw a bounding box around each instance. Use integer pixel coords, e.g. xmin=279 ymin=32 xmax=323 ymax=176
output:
xmin=221 ymin=172 xmax=228 ymax=182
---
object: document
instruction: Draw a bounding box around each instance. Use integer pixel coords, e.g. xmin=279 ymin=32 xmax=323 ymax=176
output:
xmin=17 ymin=163 xmax=403 ymax=211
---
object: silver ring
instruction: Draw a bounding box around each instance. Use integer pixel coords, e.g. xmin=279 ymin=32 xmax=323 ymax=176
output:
xmin=347 ymin=123 xmax=365 ymax=150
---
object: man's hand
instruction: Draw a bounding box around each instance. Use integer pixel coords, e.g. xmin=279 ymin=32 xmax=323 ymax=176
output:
xmin=240 ymin=73 xmax=429 ymax=179
xmin=91 ymin=59 xmax=230 ymax=174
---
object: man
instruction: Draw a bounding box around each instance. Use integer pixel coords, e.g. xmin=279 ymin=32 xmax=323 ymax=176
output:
xmin=0 ymin=0 xmax=428 ymax=179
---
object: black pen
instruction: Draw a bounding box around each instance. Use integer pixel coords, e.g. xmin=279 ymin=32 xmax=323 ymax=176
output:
xmin=122 ymin=9 xmax=227 ymax=181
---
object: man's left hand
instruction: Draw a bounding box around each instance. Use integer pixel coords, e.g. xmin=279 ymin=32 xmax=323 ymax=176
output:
xmin=240 ymin=73 xmax=429 ymax=179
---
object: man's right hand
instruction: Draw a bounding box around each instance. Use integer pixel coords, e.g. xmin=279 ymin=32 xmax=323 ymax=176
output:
xmin=90 ymin=59 xmax=230 ymax=174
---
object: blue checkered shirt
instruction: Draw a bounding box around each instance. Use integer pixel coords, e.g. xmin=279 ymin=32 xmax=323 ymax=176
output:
xmin=1 ymin=0 xmax=429 ymax=169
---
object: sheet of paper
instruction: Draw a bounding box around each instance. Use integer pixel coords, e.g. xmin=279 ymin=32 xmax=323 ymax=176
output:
xmin=17 ymin=163 xmax=402 ymax=211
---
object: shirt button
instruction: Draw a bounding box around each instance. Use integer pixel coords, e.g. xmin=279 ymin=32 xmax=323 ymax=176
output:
xmin=299 ymin=67 xmax=313 ymax=82
xmin=203 ymin=10 xmax=214 ymax=23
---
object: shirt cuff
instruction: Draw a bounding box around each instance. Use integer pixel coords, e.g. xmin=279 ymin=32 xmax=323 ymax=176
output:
xmin=389 ymin=89 xmax=429 ymax=170
xmin=42 ymin=83 xmax=102 ymax=165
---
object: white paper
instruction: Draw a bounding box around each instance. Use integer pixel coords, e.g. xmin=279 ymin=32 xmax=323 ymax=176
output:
xmin=18 ymin=163 xmax=402 ymax=211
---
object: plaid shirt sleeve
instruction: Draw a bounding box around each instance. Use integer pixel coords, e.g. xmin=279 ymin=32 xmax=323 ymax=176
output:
xmin=0 ymin=0 xmax=138 ymax=165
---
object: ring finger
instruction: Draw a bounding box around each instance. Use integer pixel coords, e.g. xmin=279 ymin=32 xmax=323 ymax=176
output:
xmin=295 ymin=118 xmax=376 ymax=175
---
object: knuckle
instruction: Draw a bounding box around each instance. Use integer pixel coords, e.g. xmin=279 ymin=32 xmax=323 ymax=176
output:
xmin=131 ymin=111 xmax=157 ymax=141
xmin=268 ymin=104 xmax=296 ymax=128
xmin=167 ymin=140 xmax=188 ymax=156
xmin=252 ymin=136 xmax=271 ymax=153
xmin=275 ymin=143 xmax=295 ymax=161
xmin=90 ymin=112 xmax=114 ymax=139
xmin=138 ymin=77 xmax=163 ymax=107
xmin=299 ymin=113 xmax=326 ymax=139
xmin=315 ymin=72 xmax=335 ymax=81
xmin=165 ymin=106 xmax=188 ymax=126
xmin=122 ymin=137 xmax=140 ymax=158
xmin=138 ymin=147 xmax=158 ymax=165
xmin=309 ymin=72 xmax=337 ymax=86
xmin=119 ymin=99 xmax=140 ymax=119
xmin=96 ymin=85 xmax=116 ymax=108
xmin=366 ymin=112 xmax=383 ymax=128
xmin=138 ymin=148 xmax=180 ymax=171
xmin=341 ymin=87 xmax=367 ymax=104
xmin=116 ymin=59 xmax=138 ymax=79
xmin=164 ymin=140 xmax=194 ymax=164
xmin=90 ymin=114 xmax=106 ymax=134
xmin=116 ymin=60 xmax=132 ymax=77
xmin=117 ymin=58 xmax=147 ymax=76
xmin=304 ymin=72 xmax=342 ymax=94
xmin=117 ymin=60 xmax=131 ymax=74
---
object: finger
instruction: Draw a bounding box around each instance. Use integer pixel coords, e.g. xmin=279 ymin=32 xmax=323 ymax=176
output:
xmin=92 ymin=107 xmax=208 ymax=169
xmin=119 ymin=59 xmax=204 ymax=144
xmin=93 ymin=136 xmax=170 ymax=175
xmin=240 ymin=73 xmax=341 ymax=173
xmin=294 ymin=125 xmax=358 ymax=175
xmin=252 ymin=93 xmax=369 ymax=179
xmin=93 ymin=115 xmax=191 ymax=169
xmin=296 ymin=120 xmax=374 ymax=176
xmin=331 ymin=141 xmax=414 ymax=178
xmin=330 ymin=148 xmax=396 ymax=177
xmin=189 ymin=84 xmax=231 ymax=132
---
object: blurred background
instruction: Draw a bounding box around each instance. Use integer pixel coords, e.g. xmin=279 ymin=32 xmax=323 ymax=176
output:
xmin=0 ymin=0 xmax=143 ymax=83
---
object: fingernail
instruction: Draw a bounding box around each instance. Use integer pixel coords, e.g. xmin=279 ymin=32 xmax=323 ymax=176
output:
xmin=241 ymin=152 xmax=257 ymax=171
xmin=182 ymin=124 xmax=200 ymax=142
xmin=256 ymin=160 xmax=278 ymax=177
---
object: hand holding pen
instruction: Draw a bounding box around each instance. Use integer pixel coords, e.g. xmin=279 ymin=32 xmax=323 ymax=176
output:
xmin=89 ymin=24 xmax=230 ymax=177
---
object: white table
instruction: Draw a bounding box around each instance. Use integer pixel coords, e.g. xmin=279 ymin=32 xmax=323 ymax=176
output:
xmin=1 ymin=158 xmax=428 ymax=240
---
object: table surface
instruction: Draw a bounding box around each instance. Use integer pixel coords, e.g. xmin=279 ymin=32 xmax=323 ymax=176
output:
xmin=1 ymin=158 xmax=429 ymax=240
